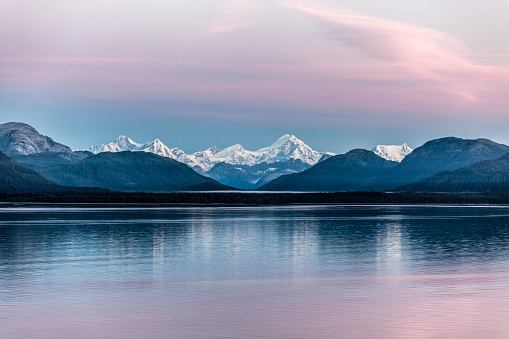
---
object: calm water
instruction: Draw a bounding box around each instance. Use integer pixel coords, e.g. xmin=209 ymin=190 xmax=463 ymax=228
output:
xmin=2 ymin=205 xmax=509 ymax=338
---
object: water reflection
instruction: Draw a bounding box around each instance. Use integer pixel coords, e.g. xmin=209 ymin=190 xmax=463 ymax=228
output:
xmin=376 ymin=219 xmax=405 ymax=274
xmin=2 ymin=206 xmax=509 ymax=338
xmin=2 ymin=206 xmax=509 ymax=281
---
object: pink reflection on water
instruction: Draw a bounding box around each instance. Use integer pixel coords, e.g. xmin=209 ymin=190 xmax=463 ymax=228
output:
xmin=3 ymin=272 xmax=509 ymax=338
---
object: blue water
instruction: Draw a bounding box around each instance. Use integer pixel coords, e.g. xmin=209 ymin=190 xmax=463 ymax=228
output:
xmin=2 ymin=205 xmax=509 ymax=338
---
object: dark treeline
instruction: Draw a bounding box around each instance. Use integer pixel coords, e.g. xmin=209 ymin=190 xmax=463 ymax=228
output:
xmin=2 ymin=191 xmax=509 ymax=205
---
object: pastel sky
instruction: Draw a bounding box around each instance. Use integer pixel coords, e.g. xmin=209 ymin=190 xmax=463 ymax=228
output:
xmin=1 ymin=0 xmax=508 ymax=153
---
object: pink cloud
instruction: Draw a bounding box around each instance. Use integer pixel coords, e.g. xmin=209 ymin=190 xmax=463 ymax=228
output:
xmin=1 ymin=3 xmax=508 ymax=120
xmin=284 ymin=3 xmax=509 ymax=109
xmin=285 ymin=4 xmax=469 ymax=64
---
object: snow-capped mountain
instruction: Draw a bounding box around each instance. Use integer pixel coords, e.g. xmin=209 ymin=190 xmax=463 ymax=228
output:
xmin=192 ymin=144 xmax=258 ymax=171
xmin=253 ymin=134 xmax=332 ymax=165
xmin=87 ymin=136 xmax=143 ymax=153
xmin=0 ymin=122 xmax=72 ymax=155
xmin=87 ymin=136 xmax=198 ymax=168
xmin=86 ymin=134 xmax=334 ymax=188
xmin=372 ymin=143 xmax=412 ymax=162
xmin=189 ymin=134 xmax=333 ymax=171
xmin=87 ymin=134 xmax=333 ymax=172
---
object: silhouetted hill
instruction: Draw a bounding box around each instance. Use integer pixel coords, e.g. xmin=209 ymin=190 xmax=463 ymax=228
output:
xmin=365 ymin=137 xmax=509 ymax=190
xmin=0 ymin=151 xmax=65 ymax=192
xmin=259 ymin=149 xmax=398 ymax=191
xmin=26 ymin=151 xmax=232 ymax=192
xmin=397 ymin=153 xmax=509 ymax=192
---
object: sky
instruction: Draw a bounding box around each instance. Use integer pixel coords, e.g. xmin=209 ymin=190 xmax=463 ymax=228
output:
xmin=1 ymin=0 xmax=508 ymax=153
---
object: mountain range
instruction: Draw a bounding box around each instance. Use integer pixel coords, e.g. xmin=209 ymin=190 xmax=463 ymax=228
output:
xmin=88 ymin=134 xmax=334 ymax=170
xmin=86 ymin=134 xmax=413 ymax=189
xmin=261 ymin=137 xmax=509 ymax=192
xmin=0 ymin=123 xmax=230 ymax=192
xmin=3 ymin=121 xmax=509 ymax=193
xmin=87 ymin=134 xmax=337 ymax=188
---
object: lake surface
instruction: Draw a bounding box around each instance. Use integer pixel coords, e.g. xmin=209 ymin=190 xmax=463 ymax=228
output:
xmin=2 ymin=205 xmax=509 ymax=338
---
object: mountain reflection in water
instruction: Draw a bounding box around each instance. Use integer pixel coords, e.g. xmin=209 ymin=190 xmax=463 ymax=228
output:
xmin=1 ymin=205 xmax=509 ymax=338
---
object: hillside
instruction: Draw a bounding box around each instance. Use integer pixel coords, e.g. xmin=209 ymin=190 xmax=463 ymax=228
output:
xmin=0 ymin=151 xmax=65 ymax=192
xmin=260 ymin=149 xmax=397 ymax=191
xmin=364 ymin=137 xmax=509 ymax=190
xmin=397 ymin=153 xmax=509 ymax=192
xmin=26 ymin=151 xmax=232 ymax=192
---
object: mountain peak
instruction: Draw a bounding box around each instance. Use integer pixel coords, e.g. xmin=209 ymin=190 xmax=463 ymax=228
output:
xmin=267 ymin=134 xmax=299 ymax=148
xmin=113 ymin=135 xmax=139 ymax=146
xmin=87 ymin=133 xmax=333 ymax=172
xmin=115 ymin=135 xmax=129 ymax=141
xmin=0 ymin=122 xmax=72 ymax=156
xmin=277 ymin=134 xmax=295 ymax=142
xmin=1 ymin=122 xmax=38 ymax=132
xmin=252 ymin=134 xmax=328 ymax=166
xmin=89 ymin=135 xmax=142 ymax=153
xmin=372 ymin=143 xmax=413 ymax=162
xmin=147 ymin=138 xmax=165 ymax=146
xmin=256 ymin=134 xmax=300 ymax=153
xmin=214 ymin=144 xmax=247 ymax=158
xmin=415 ymin=137 xmax=508 ymax=156
xmin=87 ymin=135 xmax=199 ymax=168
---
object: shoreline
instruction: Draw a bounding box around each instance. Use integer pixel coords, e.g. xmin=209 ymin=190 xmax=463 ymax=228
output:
xmin=1 ymin=191 xmax=509 ymax=207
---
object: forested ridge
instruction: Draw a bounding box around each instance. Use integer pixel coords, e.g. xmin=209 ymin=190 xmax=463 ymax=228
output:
xmin=2 ymin=191 xmax=509 ymax=205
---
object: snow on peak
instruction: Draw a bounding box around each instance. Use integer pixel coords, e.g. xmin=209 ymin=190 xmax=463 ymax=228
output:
xmin=372 ymin=143 xmax=413 ymax=162
xmin=260 ymin=134 xmax=297 ymax=149
xmin=88 ymin=135 xmax=143 ymax=153
xmin=87 ymin=134 xmax=334 ymax=172
xmin=114 ymin=135 xmax=130 ymax=142
xmin=87 ymin=136 xmax=198 ymax=168
xmin=0 ymin=122 xmax=72 ymax=155
xmin=274 ymin=134 xmax=293 ymax=144
xmin=187 ymin=143 xmax=257 ymax=171
xmin=117 ymin=136 xmax=143 ymax=148
xmin=206 ymin=146 xmax=221 ymax=155
xmin=254 ymin=134 xmax=326 ymax=165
